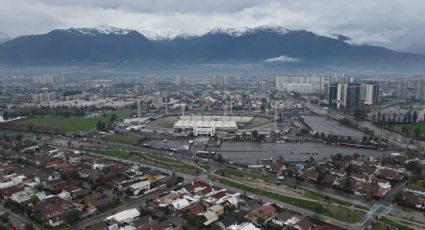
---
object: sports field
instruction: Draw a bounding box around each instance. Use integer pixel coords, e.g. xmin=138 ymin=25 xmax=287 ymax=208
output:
xmin=0 ymin=116 xmax=108 ymax=133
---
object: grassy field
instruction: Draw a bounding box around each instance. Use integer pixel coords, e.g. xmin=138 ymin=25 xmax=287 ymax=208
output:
xmin=215 ymin=168 xmax=264 ymax=180
xmin=218 ymin=178 xmax=364 ymax=223
xmin=95 ymin=150 xmax=130 ymax=159
xmin=380 ymin=217 xmax=412 ymax=230
xmin=103 ymin=134 xmax=140 ymax=145
xmin=0 ymin=116 xmax=108 ymax=133
xmin=371 ymin=221 xmax=389 ymax=230
xmin=392 ymin=124 xmax=425 ymax=139
xmin=303 ymin=190 xmax=368 ymax=210
xmin=324 ymin=206 xmax=363 ymax=223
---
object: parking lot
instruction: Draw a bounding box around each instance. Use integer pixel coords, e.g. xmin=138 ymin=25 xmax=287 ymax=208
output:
xmin=303 ymin=115 xmax=364 ymax=139
xmin=212 ymin=142 xmax=388 ymax=165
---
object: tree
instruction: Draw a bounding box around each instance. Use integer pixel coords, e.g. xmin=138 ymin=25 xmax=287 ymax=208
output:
xmin=188 ymin=131 xmax=195 ymax=138
xmin=26 ymin=124 xmax=34 ymax=131
xmin=277 ymin=155 xmax=284 ymax=164
xmin=256 ymin=216 xmax=265 ymax=224
xmin=241 ymin=131 xmax=247 ymax=140
xmin=407 ymin=110 xmax=412 ymax=123
xmin=342 ymin=177 xmax=353 ymax=193
xmin=96 ymin=121 xmax=106 ymax=131
xmin=1 ymin=111 xmax=9 ymax=121
xmin=392 ymin=113 xmax=397 ymax=123
xmin=394 ymin=192 xmax=407 ymax=206
xmin=406 ymin=161 xmax=423 ymax=176
xmin=257 ymin=134 xmax=266 ymax=142
xmin=252 ymin=130 xmax=258 ymax=139
xmin=15 ymin=134 xmax=23 ymax=140
xmin=345 ymin=164 xmax=353 ymax=175
xmin=415 ymin=127 xmax=421 ymax=139
xmin=216 ymin=153 xmax=225 ymax=163
xmin=312 ymin=215 xmax=321 ymax=225
xmin=412 ymin=111 xmax=418 ymax=123
xmin=382 ymin=113 xmax=387 ymax=123
xmin=110 ymin=114 xmax=117 ymax=122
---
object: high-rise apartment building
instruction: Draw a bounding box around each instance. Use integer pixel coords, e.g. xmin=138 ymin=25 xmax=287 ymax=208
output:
xmin=211 ymin=75 xmax=236 ymax=87
xmin=32 ymin=92 xmax=57 ymax=104
xmin=360 ymin=83 xmax=380 ymax=105
xmin=329 ymin=83 xmax=363 ymax=109
xmin=414 ymin=79 xmax=425 ymax=100
xmin=395 ymin=79 xmax=408 ymax=99
xmin=275 ymin=76 xmax=326 ymax=93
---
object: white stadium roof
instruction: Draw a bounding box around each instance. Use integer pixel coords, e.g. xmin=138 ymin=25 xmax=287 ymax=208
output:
xmin=174 ymin=119 xmax=237 ymax=130
xmin=179 ymin=115 xmax=253 ymax=123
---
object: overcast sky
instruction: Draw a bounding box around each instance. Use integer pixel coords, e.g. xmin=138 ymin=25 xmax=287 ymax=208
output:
xmin=1 ymin=0 xmax=425 ymax=52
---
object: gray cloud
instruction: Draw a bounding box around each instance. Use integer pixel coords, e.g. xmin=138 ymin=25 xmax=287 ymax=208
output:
xmin=0 ymin=0 xmax=424 ymax=52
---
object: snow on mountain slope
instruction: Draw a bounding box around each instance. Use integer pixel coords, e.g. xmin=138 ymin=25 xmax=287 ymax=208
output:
xmin=207 ymin=26 xmax=290 ymax=37
xmin=140 ymin=26 xmax=291 ymax=40
xmin=65 ymin=25 xmax=134 ymax=36
xmin=140 ymin=29 xmax=200 ymax=40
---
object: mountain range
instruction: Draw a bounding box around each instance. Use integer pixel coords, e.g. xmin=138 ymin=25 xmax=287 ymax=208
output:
xmin=0 ymin=25 xmax=424 ymax=72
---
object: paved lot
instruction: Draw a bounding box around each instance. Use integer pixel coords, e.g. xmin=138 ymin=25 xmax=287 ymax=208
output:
xmin=303 ymin=115 xmax=364 ymax=139
xmin=212 ymin=142 xmax=389 ymax=164
xmin=146 ymin=138 xmax=389 ymax=165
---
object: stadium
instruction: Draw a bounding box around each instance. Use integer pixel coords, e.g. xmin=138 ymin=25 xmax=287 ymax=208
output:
xmin=173 ymin=115 xmax=252 ymax=136
xmin=142 ymin=114 xmax=276 ymax=136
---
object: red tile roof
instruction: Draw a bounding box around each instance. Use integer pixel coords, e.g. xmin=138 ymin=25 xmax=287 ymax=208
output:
xmin=259 ymin=204 xmax=276 ymax=217
xmin=54 ymin=182 xmax=81 ymax=193
xmin=200 ymin=186 xmax=213 ymax=195
xmin=186 ymin=203 xmax=205 ymax=215
xmin=211 ymin=191 xmax=227 ymax=199
xmin=295 ymin=218 xmax=313 ymax=230
xmin=184 ymin=182 xmax=206 ymax=193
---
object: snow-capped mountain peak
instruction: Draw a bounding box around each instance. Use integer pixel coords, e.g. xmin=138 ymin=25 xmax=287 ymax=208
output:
xmin=57 ymin=25 xmax=291 ymax=39
xmin=140 ymin=29 xmax=199 ymax=40
xmin=208 ymin=26 xmax=291 ymax=37
xmin=140 ymin=26 xmax=291 ymax=40
xmin=66 ymin=25 xmax=134 ymax=36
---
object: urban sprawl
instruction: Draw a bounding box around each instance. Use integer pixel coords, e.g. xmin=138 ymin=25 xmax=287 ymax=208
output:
xmin=0 ymin=74 xmax=424 ymax=230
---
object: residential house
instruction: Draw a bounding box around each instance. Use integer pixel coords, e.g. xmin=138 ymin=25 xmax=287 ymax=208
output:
xmin=376 ymin=169 xmax=403 ymax=182
xmin=35 ymin=199 xmax=79 ymax=227
xmin=399 ymin=192 xmax=425 ymax=209
xmin=246 ymin=203 xmax=276 ymax=223
xmin=208 ymin=204 xmax=224 ymax=216
xmin=350 ymin=173 xmax=369 ymax=182
xmin=323 ymin=174 xmax=337 ymax=187
xmin=106 ymin=208 xmax=140 ymax=224
xmin=405 ymin=184 xmax=425 ymax=196
xmin=291 ymin=217 xmax=313 ymax=230
xmin=228 ymin=222 xmax=261 ymax=230
xmin=303 ymin=169 xmax=318 ymax=183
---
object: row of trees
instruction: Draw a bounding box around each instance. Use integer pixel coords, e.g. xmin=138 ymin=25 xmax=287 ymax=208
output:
xmin=374 ymin=110 xmax=419 ymax=125
xmin=1 ymin=106 xmax=99 ymax=120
